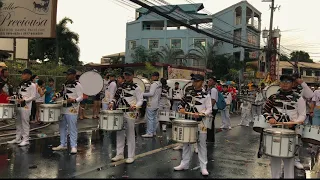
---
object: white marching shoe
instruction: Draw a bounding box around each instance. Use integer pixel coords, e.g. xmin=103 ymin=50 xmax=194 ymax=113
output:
xmin=111 ymin=155 xmax=124 ymax=162
xmin=7 ymin=139 xmax=21 ymax=144
xmin=125 ymin=158 xmax=135 ymax=164
xmin=173 ymin=145 xmax=183 ymax=150
xmin=201 ymin=169 xmax=209 ymax=176
xmin=173 ymin=164 xmax=189 ymax=171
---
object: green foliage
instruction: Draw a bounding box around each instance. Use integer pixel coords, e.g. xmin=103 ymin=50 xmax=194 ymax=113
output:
xmin=110 ymin=54 xmax=122 ymax=65
xmin=135 ymin=62 xmax=158 ymax=79
xmin=290 ymin=51 xmax=313 ymax=63
xmin=29 ymin=17 xmax=81 ymax=66
xmin=103 ymin=68 xmax=122 ymax=77
xmin=280 ymin=54 xmax=290 ymax=61
xmin=158 ymin=45 xmax=184 ymax=64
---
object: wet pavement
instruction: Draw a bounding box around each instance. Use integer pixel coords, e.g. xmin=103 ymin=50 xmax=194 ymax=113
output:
xmin=0 ymin=112 xmax=318 ymax=178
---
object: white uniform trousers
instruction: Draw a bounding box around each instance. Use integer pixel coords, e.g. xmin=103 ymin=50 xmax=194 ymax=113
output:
xmin=16 ymin=108 xmax=31 ymax=142
xmin=116 ymin=115 xmax=135 ymax=158
xmin=252 ymin=105 xmax=262 ymax=117
xmin=239 ymin=109 xmax=251 ymax=125
xmin=221 ymin=106 xmax=231 ymax=128
xmin=270 ymin=157 xmax=294 ymax=178
xmin=180 ymin=133 xmax=207 ymax=170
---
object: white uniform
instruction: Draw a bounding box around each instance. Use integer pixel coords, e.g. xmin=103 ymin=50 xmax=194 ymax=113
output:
xmin=263 ymin=90 xmax=306 ymax=178
xmin=239 ymin=101 xmax=252 ymax=126
xmin=252 ymin=90 xmax=264 ymax=117
xmin=143 ymin=81 xmax=162 ymax=135
xmin=170 ymin=88 xmax=183 ymax=111
xmin=102 ymin=80 xmax=117 ymax=110
xmin=55 ymin=81 xmax=83 ymax=148
xmin=159 ymin=85 xmax=171 ymax=131
xmin=112 ymin=81 xmax=143 ymax=159
xmin=176 ymin=88 xmax=212 ymax=172
xmin=12 ymin=80 xmax=36 ymax=144
xmin=221 ymin=92 xmax=232 ymax=129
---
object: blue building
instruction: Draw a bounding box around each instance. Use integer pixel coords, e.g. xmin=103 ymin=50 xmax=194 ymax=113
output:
xmin=212 ymin=1 xmax=261 ymax=61
xmin=125 ymin=3 xmax=213 ymax=68
xmin=125 ymin=1 xmax=261 ymax=67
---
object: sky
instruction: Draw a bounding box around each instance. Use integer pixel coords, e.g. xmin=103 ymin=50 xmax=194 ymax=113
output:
xmin=56 ymin=0 xmax=320 ymax=64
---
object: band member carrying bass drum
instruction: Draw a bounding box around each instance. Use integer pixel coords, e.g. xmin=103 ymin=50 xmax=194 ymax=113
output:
xmin=109 ymin=68 xmax=143 ymax=164
xmin=263 ymin=74 xmax=306 ymax=179
xmin=174 ymin=74 xmax=212 ymax=176
xmin=171 ymin=82 xmax=182 ymax=111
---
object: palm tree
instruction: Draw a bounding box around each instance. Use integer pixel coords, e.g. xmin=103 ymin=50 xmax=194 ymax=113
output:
xmin=158 ymin=44 xmax=184 ymax=64
xmin=187 ymin=41 xmax=221 ymax=69
xmin=29 ymin=17 xmax=80 ymax=66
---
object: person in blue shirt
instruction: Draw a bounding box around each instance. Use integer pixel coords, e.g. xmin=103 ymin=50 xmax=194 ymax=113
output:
xmin=45 ymin=78 xmax=55 ymax=104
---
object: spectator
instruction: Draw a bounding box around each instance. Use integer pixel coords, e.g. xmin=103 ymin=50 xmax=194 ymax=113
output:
xmin=45 ymin=78 xmax=55 ymax=104
xmin=30 ymin=75 xmax=39 ymax=122
xmin=0 ymin=68 xmax=13 ymax=103
xmin=33 ymin=79 xmax=46 ymax=124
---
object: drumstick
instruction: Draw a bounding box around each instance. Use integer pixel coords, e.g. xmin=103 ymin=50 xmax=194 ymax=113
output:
xmin=179 ymin=111 xmax=206 ymax=117
xmin=271 ymin=121 xmax=301 ymax=126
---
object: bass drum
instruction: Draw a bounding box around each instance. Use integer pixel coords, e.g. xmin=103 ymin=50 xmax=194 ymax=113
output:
xmin=264 ymin=85 xmax=280 ymax=99
xmin=140 ymin=77 xmax=151 ymax=92
xmin=79 ymin=71 xmax=104 ymax=96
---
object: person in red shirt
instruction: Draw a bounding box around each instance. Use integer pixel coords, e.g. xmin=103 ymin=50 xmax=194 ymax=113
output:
xmin=228 ymin=84 xmax=237 ymax=113
xmin=0 ymin=68 xmax=12 ymax=103
xmin=216 ymin=82 xmax=223 ymax=92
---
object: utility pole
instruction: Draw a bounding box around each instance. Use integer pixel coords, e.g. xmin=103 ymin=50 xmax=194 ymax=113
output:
xmin=266 ymin=0 xmax=275 ymax=72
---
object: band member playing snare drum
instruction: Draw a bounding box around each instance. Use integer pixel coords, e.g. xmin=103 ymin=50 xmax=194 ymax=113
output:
xmin=109 ymin=68 xmax=143 ymax=164
xmin=263 ymin=74 xmax=306 ymax=179
xmin=174 ymin=74 xmax=212 ymax=176
xmin=102 ymin=74 xmax=117 ymax=110
xmin=52 ymin=68 xmax=84 ymax=154
xmin=158 ymin=78 xmax=171 ymax=132
xmin=7 ymin=69 xmax=37 ymax=147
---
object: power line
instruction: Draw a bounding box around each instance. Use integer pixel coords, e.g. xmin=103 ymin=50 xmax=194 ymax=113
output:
xmin=128 ymin=0 xmax=261 ymax=51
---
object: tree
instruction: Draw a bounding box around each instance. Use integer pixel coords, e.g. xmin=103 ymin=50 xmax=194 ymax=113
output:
xmin=135 ymin=62 xmax=158 ymax=78
xmin=158 ymin=44 xmax=184 ymax=64
xmin=290 ymin=51 xmax=313 ymax=63
xmin=280 ymin=54 xmax=290 ymax=61
xmin=131 ymin=45 xmax=161 ymax=63
xmin=29 ymin=17 xmax=81 ymax=66
xmin=110 ymin=54 xmax=122 ymax=65
xmin=0 ymin=0 xmax=3 ymax=8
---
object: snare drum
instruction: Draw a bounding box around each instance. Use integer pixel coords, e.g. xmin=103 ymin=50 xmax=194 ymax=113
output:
xmin=253 ymin=115 xmax=271 ymax=133
xmin=263 ymin=128 xmax=297 ymax=158
xmin=172 ymin=119 xmax=198 ymax=144
xmin=158 ymin=110 xmax=170 ymax=122
xmin=100 ymin=110 xmax=124 ymax=131
xmin=0 ymin=103 xmax=15 ymax=120
xmin=295 ymin=124 xmax=304 ymax=138
xmin=301 ymin=125 xmax=320 ymax=145
xmin=40 ymin=104 xmax=62 ymax=122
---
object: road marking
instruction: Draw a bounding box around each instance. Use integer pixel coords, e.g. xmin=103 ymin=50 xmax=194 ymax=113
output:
xmin=109 ymin=143 xmax=180 ymax=166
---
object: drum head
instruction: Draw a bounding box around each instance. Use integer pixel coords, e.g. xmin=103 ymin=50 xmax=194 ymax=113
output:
xmin=79 ymin=71 xmax=104 ymax=96
xmin=265 ymin=85 xmax=280 ymax=99
xmin=133 ymin=77 xmax=145 ymax=92
xmin=173 ymin=119 xmax=198 ymax=125
xmin=264 ymin=128 xmax=295 ymax=135
xmin=40 ymin=104 xmax=62 ymax=108
xmin=140 ymin=78 xmax=151 ymax=92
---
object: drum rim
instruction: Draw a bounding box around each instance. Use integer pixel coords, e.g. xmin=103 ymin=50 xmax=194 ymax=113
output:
xmin=101 ymin=110 xmax=123 ymax=114
xmin=172 ymin=119 xmax=198 ymax=125
xmin=133 ymin=77 xmax=146 ymax=92
xmin=303 ymin=125 xmax=320 ymax=128
xmin=263 ymin=128 xmax=296 ymax=135
xmin=0 ymin=103 xmax=15 ymax=107
xmin=40 ymin=104 xmax=63 ymax=108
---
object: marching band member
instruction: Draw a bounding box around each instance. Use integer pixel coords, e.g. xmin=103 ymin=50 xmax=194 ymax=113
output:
xmin=142 ymin=72 xmax=162 ymax=138
xmin=109 ymin=68 xmax=143 ymax=164
xmin=7 ymin=69 xmax=37 ymax=146
xmin=52 ymin=68 xmax=83 ymax=154
xmin=102 ymin=74 xmax=117 ymax=110
xmin=174 ymin=74 xmax=212 ymax=176
xmin=159 ymin=78 xmax=171 ymax=132
xmin=206 ymin=77 xmax=219 ymax=143
xmin=263 ymin=74 xmax=306 ymax=179
xmin=170 ymin=82 xmax=182 ymax=111
xmin=238 ymin=100 xmax=252 ymax=127
xmin=220 ymin=84 xmax=232 ymax=130
xmin=251 ymin=85 xmax=264 ymax=117
xmin=292 ymin=74 xmax=314 ymax=169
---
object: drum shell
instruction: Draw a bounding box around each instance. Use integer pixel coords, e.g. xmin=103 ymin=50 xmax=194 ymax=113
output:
xmin=158 ymin=110 xmax=170 ymax=122
xmin=253 ymin=115 xmax=271 ymax=133
xmin=40 ymin=104 xmax=62 ymax=122
xmin=99 ymin=110 xmax=124 ymax=131
xmin=295 ymin=125 xmax=304 ymax=138
xmin=263 ymin=128 xmax=296 ymax=158
xmin=301 ymin=125 xmax=320 ymax=145
xmin=0 ymin=103 xmax=15 ymax=120
xmin=172 ymin=119 xmax=198 ymax=143
xmin=265 ymin=85 xmax=280 ymax=99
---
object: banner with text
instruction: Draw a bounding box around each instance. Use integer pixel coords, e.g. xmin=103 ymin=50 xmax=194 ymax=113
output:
xmin=0 ymin=0 xmax=57 ymax=38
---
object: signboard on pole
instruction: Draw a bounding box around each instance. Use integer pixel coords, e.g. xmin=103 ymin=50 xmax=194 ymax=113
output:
xmin=0 ymin=0 xmax=58 ymax=38
xmin=270 ymin=37 xmax=277 ymax=81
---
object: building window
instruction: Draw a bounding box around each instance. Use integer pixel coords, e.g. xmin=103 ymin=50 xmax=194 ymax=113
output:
xmin=128 ymin=41 xmax=136 ymax=50
xmin=306 ymin=70 xmax=313 ymax=76
xmin=194 ymin=39 xmax=206 ymax=48
xmin=148 ymin=39 xmax=159 ymax=49
xmin=171 ymin=39 xmax=182 ymax=49
xmin=315 ymin=71 xmax=320 ymax=76
xmin=282 ymin=68 xmax=293 ymax=75
xmin=247 ymin=33 xmax=257 ymax=46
